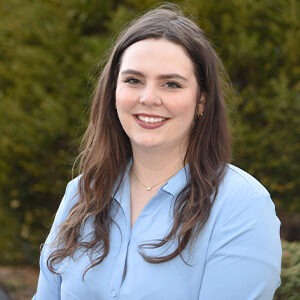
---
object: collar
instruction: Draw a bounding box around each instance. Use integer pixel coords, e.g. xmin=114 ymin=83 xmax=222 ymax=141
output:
xmin=113 ymin=161 xmax=190 ymax=203
xmin=161 ymin=165 xmax=190 ymax=197
xmin=112 ymin=160 xmax=132 ymax=204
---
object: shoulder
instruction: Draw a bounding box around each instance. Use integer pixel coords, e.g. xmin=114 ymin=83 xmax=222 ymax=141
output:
xmin=220 ymin=164 xmax=269 ymax=198
xmin=211 ymin=164 xmax=277 ymax=225
xmin=208 ymin=164 xmax=280 ymax=249
xmin=65 ymin=175 xmax=81 ymax=199
xmin=54 ymin=175 xmax=82 ymax=224
xmin=43 ymin=175 xmax=82 ymax=245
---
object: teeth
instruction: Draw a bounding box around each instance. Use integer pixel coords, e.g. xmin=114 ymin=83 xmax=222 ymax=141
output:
xmin=138 ymin=115 xmax=166 ymax=123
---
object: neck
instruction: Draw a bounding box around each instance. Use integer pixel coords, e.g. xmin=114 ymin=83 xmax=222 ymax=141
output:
xmin=131 ymin=147 xmax=185 ymax=187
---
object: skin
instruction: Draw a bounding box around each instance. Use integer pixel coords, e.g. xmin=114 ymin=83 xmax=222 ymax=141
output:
xmin=116 ymin=38 xmax=203 ymax=154
xmin=115 ymin=38 xmax=205 ymax=226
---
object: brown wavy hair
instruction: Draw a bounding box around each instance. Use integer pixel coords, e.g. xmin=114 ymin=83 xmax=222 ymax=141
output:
xmin=48 ymin=4 xmax=231 ymax=274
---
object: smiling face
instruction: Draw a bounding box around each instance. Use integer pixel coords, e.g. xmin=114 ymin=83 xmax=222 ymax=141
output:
xmin=115 ymin=38 xmax=203 ymax=155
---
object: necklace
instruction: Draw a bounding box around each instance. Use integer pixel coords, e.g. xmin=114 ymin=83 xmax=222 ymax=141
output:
xmin=132 ymin=167 xmax=175 ymax=191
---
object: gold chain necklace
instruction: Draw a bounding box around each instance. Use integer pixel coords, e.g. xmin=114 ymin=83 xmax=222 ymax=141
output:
xmin=132 ymin=167 xmax=175 ymax=191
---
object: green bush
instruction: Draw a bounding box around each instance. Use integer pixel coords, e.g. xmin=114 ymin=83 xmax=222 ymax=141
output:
xmin=274 ymin=240 xmax=300 ymax=299
xmin=0 ymin=0 xmax=112 ymax=264
xmin=0 ymin=0 xmax=299 ymax=264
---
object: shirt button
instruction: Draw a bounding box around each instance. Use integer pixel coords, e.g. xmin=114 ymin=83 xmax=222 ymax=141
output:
xmin=111 ymin=289 xmax=117 ymax=298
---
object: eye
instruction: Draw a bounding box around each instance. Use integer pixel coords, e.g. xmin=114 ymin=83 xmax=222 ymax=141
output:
xmin=124 ymin=77 xmax=141 ymax=85
xmin=164 ymin=81 xmax=181 ymax=89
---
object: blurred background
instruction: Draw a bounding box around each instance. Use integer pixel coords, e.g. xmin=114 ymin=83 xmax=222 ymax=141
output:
xmin=0 ymin=0 xmax=299 ymax=299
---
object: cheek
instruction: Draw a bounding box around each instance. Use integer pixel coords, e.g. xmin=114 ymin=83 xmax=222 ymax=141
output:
xmin=115 ymin=87 xmax=137 ymax=110
xmin=115 ymin=85 xmax=124 ymax=105
xmin=172 ymin=100 xmax=197 ymax=130
xmin=169 ymin=99 xmax=197 ymax=120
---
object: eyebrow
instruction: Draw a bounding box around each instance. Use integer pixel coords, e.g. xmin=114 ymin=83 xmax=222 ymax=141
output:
xmin=120 ymin=69 xmax=188 ymax=81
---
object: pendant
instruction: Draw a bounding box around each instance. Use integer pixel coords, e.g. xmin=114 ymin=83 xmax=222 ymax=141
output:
xmin=146 ymin=186 xmax=152 ymax=191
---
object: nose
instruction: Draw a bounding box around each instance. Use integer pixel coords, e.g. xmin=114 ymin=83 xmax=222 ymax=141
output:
xmin=139 ymin=86 xmax=162 ymax=106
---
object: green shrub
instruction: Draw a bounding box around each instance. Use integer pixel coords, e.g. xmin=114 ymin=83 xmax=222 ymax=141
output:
xmin=274 ymin=240 xmax=300 ymax=299
xmin=0 ymin=0 xmax=299 ymax=265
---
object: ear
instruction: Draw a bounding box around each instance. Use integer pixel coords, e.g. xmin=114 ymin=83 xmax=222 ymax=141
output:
xmin=196 ymin=94 xmax=205 ymax=117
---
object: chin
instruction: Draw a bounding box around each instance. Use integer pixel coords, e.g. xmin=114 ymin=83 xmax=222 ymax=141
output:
xmin=132 ymin=139 xmax=164 ymax=150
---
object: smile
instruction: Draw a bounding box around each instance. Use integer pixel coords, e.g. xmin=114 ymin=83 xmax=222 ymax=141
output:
xmin=137 ymin=115 xmax=166 ymax=123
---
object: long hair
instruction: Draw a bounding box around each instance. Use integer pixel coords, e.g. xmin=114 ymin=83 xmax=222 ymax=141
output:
xmin=48 ymin=4 xmax=231 ymax=274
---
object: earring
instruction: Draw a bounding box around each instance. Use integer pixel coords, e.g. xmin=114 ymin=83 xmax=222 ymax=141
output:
xmin=196 ymin=101 xmax=204 ymax=118
xmin=196 ymin=109 xmax=203 ymax=118
xmin=197 ymin=93 xmax=205 ymax=118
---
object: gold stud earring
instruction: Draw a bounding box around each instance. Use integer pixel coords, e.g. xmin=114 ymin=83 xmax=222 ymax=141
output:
xmin=196 ymin=109 xmax=203 ymax=118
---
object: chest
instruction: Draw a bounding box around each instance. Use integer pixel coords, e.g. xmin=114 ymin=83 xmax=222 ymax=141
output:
xmin=130 ymin=184 xmax=157 ymax=227
xmin=58 ymin=198 xmax=210 ymax=300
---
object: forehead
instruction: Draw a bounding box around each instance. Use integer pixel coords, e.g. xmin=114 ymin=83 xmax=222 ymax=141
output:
xmin=119 ymin=38 xmax=195 ymax=76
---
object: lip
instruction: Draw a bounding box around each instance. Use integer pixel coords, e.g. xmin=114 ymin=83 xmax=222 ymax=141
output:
xmin=134 ymin=113 xmax=169 ymax=129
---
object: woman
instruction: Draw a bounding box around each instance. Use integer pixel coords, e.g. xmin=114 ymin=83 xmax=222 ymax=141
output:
xmin=33 ymin=5 xmax=281 ymax=300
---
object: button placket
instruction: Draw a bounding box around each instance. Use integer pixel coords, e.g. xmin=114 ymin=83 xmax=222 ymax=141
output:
xmin=108 ymin=200 xmax=131 ymax=300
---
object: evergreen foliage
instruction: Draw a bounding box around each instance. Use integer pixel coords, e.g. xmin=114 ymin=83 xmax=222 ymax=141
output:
xmin=179 ymin=0 xmax=300 ymax=212
xmin=274 ymin=240 xmax=300 ymax=299
xmin=0 ymin=0 xmax=299 ymax=268
xmin=0 ymin=0 xmax=112 ymax=262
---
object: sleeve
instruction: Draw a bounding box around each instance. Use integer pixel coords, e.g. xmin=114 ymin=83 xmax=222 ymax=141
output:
xmin=32 ymin=179 xmax=79 ymax=300
xmin=198 ymin=192 xmax=282 ymax=300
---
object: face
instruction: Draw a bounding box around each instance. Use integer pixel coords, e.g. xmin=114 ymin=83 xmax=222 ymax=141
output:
xmin=115 ymin=38 xmax=203 ymax=154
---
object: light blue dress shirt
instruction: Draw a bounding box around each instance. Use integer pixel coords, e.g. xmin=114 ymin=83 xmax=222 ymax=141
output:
xmin=33 ymin=164 xmax=281 ymax=299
